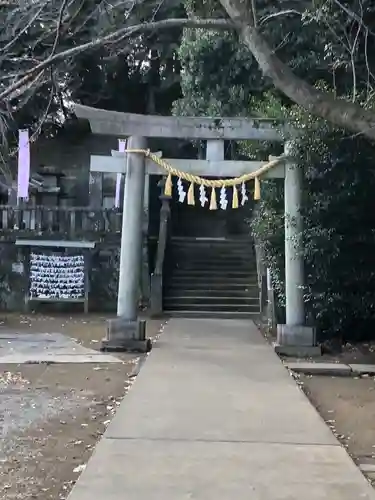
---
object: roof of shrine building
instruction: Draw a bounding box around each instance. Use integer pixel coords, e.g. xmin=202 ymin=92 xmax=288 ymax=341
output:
xmin=74 ymin=104 xmax=292 ymax=142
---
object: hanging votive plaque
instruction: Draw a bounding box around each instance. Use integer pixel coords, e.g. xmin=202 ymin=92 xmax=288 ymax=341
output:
xmin=29 ymin=253 xmax=85 ymax=300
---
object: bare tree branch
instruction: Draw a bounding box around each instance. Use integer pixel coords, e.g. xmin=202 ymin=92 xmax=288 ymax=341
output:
xmin=350 ymin=11 xmax=362 ymax=102
xmin=0 ymin=17 xmax=233 ymax=103
xmin=259 ymin=9 xmax=302 ymax=26
xmin=51 ymin=0 xmax=71 ymax=56
xmin=1 ymin=1 xmax=49 ymax=54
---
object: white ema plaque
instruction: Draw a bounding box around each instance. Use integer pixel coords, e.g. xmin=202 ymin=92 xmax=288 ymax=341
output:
xmin=29 ymin=253 xmax=85 ymax=300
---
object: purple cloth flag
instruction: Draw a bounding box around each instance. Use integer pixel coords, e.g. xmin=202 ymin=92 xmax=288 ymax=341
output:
xmin=17 ymin=129 xmax=30 ymax=200
xmin=115 ymin=139 xmax=127 ymax=208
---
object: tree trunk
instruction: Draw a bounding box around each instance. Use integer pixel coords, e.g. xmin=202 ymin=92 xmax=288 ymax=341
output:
xmin=219 ymin=0 xmax=375 ymax=141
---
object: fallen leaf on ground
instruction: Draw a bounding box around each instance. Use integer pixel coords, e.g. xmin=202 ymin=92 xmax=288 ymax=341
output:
xmin=73 ymin=464 xmax=86 ymax=473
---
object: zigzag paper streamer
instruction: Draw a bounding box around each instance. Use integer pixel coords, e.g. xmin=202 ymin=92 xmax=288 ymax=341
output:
xmin=199 ymin=185 xmax=208 ymax=207
xmin=177 ymin=178 xmax=186 ymax=203
xmin=219 ymin=186 xmax=228 ymax=210
xmin=241 ymin=181 xmax=249 ymax=206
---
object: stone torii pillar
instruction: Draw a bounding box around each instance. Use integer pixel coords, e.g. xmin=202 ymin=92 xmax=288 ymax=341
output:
xmin=102 ymin=136 xmax=151 ymax=352
xmin=284 ymin=141 xmax=304 ymax=327
xmin=276 ymin=142 xmax=318 ymax=355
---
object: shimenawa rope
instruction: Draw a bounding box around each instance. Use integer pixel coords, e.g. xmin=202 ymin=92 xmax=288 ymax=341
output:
xmin=124 ymin=149 xmax=285 ymax=209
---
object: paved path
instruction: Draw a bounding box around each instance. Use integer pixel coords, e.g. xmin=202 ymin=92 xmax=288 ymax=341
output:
xmin=0 ymin=332 xmax=121 ymax=363
xmin=68 ymin=318 xmax=375 ymax=499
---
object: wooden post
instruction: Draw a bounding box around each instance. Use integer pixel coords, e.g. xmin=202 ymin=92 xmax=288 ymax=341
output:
xmin=150 ymin=180 xmax=171 ymax=316
xmin=23 ymin=246 xmax=31 ymax=313
xmin=89 ymin=172 xmax=103 ymax=208
xmin=84 ymin=249 xmax=90 ymax=314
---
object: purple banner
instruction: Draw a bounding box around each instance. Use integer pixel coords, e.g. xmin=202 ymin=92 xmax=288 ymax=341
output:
xmin=17 ymin=129 xmax=30 ymax=200
xmin=115 ymin=139 xmax=126 ymax=208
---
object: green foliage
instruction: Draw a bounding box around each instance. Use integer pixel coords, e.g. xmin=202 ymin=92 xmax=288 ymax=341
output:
xmin=173 ymin=28 xmax=259 ymax=117
xmin=252 ymin=103 xmax=375 ymax=342
xmin=251 ymin=181 xmax=285 ymax=304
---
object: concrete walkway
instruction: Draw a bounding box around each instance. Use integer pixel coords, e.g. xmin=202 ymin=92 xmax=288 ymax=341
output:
xmin=68 ymin=319 xmax=375 ymax=499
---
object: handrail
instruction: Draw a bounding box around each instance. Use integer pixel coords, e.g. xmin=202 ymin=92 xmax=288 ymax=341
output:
xmin=150 ymin=194 xmax=171 ymax=316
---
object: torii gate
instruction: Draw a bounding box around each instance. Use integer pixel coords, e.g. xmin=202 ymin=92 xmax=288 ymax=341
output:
xmin=75 ymin=104 xmax=316 ymax=353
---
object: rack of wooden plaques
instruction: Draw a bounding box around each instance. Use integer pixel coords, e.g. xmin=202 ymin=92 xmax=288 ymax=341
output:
xmin=16 ymin=239 xmax=95 ymax=314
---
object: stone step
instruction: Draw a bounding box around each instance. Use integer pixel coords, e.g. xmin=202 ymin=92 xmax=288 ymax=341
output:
xmin=166 ymin=281 xmax=259 ymax=289
xmin=171 ymin=244 xmax=254 ymax=250
xmin=171 ymin=257 xmax=256 ymax=266
xmin=170 ymin=240 xmax=253 ymax=249
xmin=172 ymin=271 xmax=258 ymax=279
xmin=163 ymin=302 xmax=260 ymax=312
xmin=163 ymin=310 xmax=259 ymax=319
xmin=167 ymin=279 xmax=258 ymax=288
xmin=172 ymin=259 xmax=256 ymax=266
xmin=171 ymin=245 xmax=254 ymax=252
xmin=165 ymin=236 xmax=257 ymax=316
xmin=164 ymin=296 xmax=260 ymax=305
xmin=171 ymin=247 xmax=255 ymax=254
xmin=170 ymin=256 xmax=255 ymax=264
xmin=164 ymin=288 xmax=259 ymax=297
xmin=171 ymin=237 xmax=253 ymax=243
xmin=170 ymin=251 xmax=254 ymax=258
xmin=174 ymin=263 xmax=256 ymax=277
xmin=167 ymin=285 xmax=259 ymax=293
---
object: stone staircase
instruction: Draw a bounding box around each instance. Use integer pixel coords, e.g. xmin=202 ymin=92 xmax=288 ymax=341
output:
xmin=163 ymin=237 xmax=260 ymax=318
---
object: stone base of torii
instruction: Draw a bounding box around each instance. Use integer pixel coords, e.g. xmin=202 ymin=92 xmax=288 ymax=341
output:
xmin=74 ymin=104 xmax=317 ymax=355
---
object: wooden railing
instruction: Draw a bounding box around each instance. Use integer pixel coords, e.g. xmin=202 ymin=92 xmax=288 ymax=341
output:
xmin=0 ymin=205 xmax=123 ymax=237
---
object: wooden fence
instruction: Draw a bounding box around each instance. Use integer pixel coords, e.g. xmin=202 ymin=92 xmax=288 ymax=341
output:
xmin=0 ymin=205 xmax=123 ymax=237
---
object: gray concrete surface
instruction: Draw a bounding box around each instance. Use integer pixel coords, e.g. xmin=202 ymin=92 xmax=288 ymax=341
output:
xmin=274 ymin=342 xmax=322 ymax=357
xmin=286 ymin=362 xmax=375 ymax=376
xmin=67 ymin=318 xmax=375 ymax=499
xmin=0 ymin=332 xmax=121 ymax=363
xmin=286 ymin=361 xmax=352 ymax=376
xmin=349 ymin=364 xmax=375 ymax=375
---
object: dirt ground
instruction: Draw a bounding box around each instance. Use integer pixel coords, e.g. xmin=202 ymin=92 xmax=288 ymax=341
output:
xmin=301 ymin=374 xmax=375 ymax=481
xmin=0 ymin=314 xmax=165 ymax=500
xmin=294 ymin=340 xmax=375 ymax=365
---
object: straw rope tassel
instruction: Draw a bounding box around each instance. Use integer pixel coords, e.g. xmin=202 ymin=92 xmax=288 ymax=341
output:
xmin=187 ymin=182 xmax=195 ymax=205
xmin=254 ymin=176 xmax=261 ymax=200
xmin=209 ymin=187 xmax=217 ymax=210
xmin=232 ymin=185 xmax=239 ymax=209
xmin=124 ymin=149 xmax=285 ymax=206
xmin=164 ymin=173 xmax=172 ymax=197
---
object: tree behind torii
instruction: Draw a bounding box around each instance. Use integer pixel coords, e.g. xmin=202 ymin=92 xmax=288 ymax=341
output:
xmin=1 ymin=0 xmax=375 ymax=139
